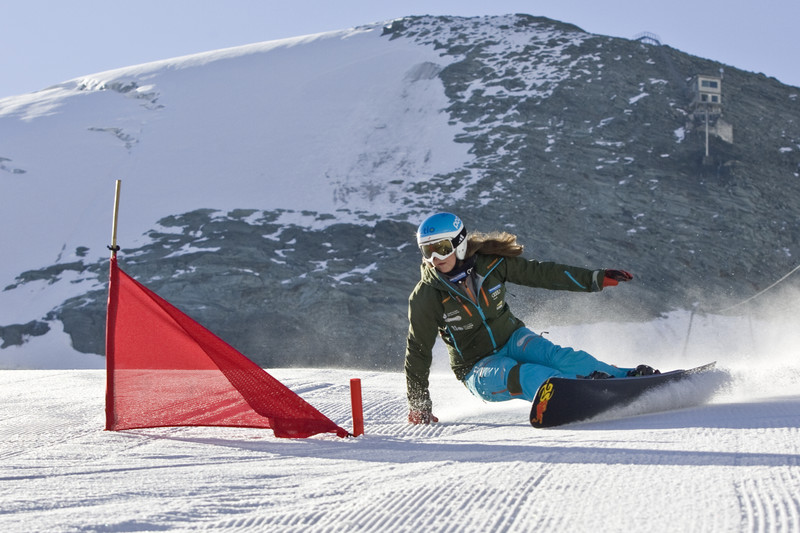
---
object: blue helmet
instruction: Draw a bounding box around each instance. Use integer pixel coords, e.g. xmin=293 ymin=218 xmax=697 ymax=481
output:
xmin=416 ymin=212 xmax=468 ymax=261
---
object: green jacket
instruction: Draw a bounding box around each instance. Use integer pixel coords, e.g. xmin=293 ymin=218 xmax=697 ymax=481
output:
xmin=404 ymin=253 xmax=605 ymax=411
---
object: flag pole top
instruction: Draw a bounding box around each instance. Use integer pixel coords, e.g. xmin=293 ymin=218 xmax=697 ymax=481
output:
xmin=109 ymin=179 xmax=121 ymax=259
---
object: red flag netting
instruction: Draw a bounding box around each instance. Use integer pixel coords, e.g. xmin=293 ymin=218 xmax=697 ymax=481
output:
xmin=105 ymin=257 xmax=349 ymax=438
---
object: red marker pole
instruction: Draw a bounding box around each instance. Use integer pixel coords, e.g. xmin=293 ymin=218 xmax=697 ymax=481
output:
xmin=350 ymin=378 xmax=364 ymax=437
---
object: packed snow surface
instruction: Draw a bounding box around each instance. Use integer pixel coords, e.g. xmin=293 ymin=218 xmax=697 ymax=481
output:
xmin=2 ymin=312 xmax=800 ymax=532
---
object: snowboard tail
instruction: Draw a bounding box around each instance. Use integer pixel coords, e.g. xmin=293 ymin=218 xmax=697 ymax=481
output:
xmin=530 ymin=362 xmax=716 ymax=428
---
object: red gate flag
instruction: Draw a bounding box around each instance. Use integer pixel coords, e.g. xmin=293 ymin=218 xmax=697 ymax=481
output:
xmin=105 ymin=257 xmax=349 ymax=438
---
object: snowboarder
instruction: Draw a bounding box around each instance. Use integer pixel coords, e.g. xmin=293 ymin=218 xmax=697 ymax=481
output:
xmin=405 ymin=212 xmax=658 ymax=424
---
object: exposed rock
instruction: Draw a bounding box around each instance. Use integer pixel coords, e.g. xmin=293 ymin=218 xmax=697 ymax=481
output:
xmin=3 ymin=15 xmax=799 ymax=369
xmin=0 ymin=321 xmax=50 ymax=348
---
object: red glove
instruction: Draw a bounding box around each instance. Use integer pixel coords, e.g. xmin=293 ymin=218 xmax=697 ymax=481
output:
xmin=603 ymin=269 xmax=633 ymax=287
xmin=408 ymin=409 xmax=439 ymax=425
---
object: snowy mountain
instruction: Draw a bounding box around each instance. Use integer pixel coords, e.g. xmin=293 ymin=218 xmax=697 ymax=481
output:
xmin=1 ymin=14 xmax=799 ymax=369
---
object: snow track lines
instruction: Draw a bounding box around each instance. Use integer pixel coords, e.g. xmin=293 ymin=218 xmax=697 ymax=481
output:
xmin=736 ymin=466 xmax=800 ymax=532
xmin=2 ymin=368 xmax=800 ymax=532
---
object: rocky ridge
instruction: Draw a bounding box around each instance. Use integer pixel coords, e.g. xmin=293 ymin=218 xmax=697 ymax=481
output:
xmin=2 ymin=14 xmax=799 ymax=369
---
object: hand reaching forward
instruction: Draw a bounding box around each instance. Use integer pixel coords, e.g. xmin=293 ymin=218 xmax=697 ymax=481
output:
xmin=603 ymin=269 xmax=633 ymax=287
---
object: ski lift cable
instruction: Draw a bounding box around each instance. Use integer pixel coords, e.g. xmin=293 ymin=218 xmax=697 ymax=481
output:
xmin=682 ymin=262 xmax=800 ymax=357
xmin=713 ymin=262 xmax=800 ymax=314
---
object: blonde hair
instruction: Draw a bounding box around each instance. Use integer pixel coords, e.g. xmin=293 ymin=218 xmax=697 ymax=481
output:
xmin=465 ymin=231 xmax=524 ymax=258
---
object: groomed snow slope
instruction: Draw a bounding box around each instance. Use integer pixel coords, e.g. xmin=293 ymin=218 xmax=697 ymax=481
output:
xmin=2 ymin=357 xmax=799 ymax=532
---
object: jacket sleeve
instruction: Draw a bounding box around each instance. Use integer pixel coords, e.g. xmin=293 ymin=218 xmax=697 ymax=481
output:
xmin=404 ymin=283 xmax=442 ymax=411
xmin=501 ymin=255 xmax=604 ymax=292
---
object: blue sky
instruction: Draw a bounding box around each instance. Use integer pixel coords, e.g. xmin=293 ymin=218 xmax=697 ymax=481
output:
xmin=2 ymin=0 xmax=799 ymax=98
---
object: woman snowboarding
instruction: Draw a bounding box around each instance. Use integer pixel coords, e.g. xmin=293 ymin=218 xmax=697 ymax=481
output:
xmin=405 ymin=212 xmax=658 ymax=424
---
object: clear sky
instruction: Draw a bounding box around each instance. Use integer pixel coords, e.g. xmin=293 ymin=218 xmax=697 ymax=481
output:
xmin=2 ymin=0 xmax=799 ymax=98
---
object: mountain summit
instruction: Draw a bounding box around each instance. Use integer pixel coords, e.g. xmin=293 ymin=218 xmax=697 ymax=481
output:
xmin=1 ymin=14 xmax=798 ymax=368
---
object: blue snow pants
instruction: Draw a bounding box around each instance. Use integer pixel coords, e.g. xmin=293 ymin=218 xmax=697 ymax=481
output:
xmin=463 ymin=327 xmax=631 ymax=402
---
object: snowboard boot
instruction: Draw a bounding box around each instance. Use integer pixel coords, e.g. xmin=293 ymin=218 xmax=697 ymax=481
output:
xmin=626 ymin=364 xmax=661 ymax=377
xmin=580 ymin=370 xmax=614 ymax=379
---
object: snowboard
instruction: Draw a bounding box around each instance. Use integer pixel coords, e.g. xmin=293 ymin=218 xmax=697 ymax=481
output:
xmin=530 ymin=362 xmax=716 ymax=428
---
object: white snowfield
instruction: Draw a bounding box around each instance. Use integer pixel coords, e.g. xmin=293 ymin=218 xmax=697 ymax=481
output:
xmin=2 ymin=349 xmax=799 ymax=532
xmin=0 ymin=21 xmax=472 ymax=289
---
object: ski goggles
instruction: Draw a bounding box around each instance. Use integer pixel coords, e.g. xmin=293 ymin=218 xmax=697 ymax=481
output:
xmin=420 ymin=238 xmax=455 ymax=261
